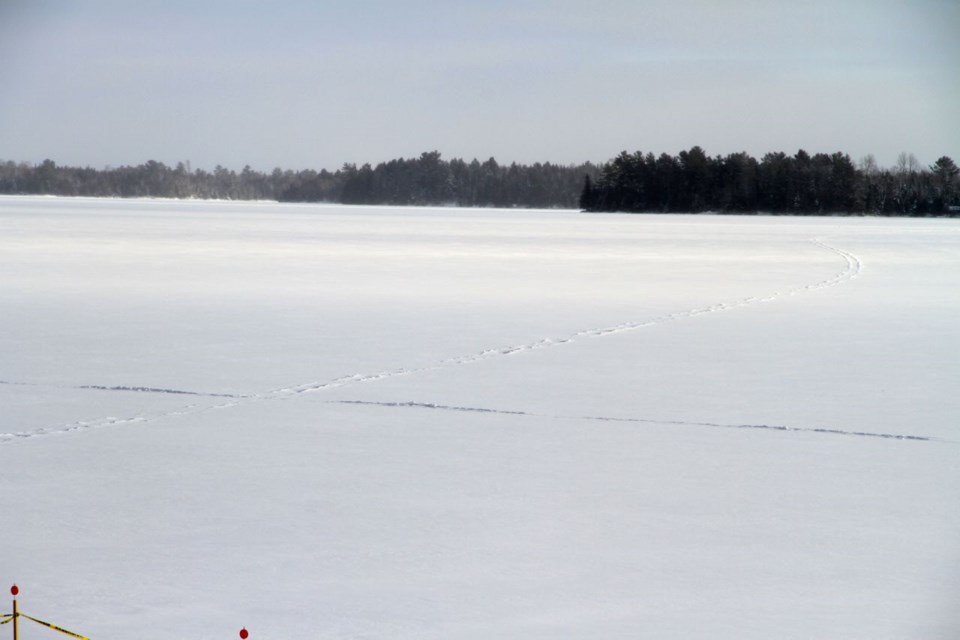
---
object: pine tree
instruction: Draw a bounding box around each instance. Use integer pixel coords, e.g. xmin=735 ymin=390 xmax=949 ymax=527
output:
xmin=579 ymin=174 xmax=595 ymax=210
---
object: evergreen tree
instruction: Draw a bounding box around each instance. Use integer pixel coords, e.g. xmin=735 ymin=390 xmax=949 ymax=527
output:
xmin=579 ymin=174 xmax=595 ymax=210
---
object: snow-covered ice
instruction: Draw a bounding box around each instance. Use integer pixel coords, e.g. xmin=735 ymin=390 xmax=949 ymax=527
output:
xmin=1 ymin=196 xmax=958 ymax=638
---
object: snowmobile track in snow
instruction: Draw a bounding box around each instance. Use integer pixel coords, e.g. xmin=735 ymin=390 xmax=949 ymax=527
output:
xmin=266 ymin=238 xmax=861 ymax=396
xmin=331 ymin=400 xmax=936 ymax=442
xmin=0 ymin=379 xmax=244 ymax=398
xmin=2 ymin=239 xmax=891 ymax=445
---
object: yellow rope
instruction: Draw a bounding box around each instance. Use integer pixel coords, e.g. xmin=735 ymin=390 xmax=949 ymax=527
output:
xmin=20 ymin=613 xmax=90 ymax=640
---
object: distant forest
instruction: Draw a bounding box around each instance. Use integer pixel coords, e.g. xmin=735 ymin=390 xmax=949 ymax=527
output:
xmin=0 ymin=152 xmax=598 ymax=209
xmin=582 ymin=148 xmax=959 ymax=216
xmin=1 ymin=148 xmax=957 ymax=216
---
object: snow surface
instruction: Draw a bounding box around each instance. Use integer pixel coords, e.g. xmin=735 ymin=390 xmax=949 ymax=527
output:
xmin=1 ymin=195 xmax=958 ymax=639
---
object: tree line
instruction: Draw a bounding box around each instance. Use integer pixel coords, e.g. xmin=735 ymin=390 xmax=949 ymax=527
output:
xmin=0 ymin=153 xmax=599 ymax=209
xmin=581 ymin=147 xmax=959 ymax=216
xmin=3 ymin=148 xmax=957 ymax=215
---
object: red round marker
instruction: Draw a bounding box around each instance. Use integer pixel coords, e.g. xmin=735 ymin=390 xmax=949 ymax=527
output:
xmin=10 ymin=585 xmax=18 ymax=596
xmin=239 ymin=628 xmax=249 ymax=639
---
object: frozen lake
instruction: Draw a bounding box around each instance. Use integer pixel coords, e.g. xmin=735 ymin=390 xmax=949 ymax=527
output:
xmin=1 ymin=196 xmax=958 ymax=638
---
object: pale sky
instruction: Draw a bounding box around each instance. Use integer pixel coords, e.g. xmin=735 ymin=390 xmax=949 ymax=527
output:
xmin=1 ymin=0 xmax=957 ymax=171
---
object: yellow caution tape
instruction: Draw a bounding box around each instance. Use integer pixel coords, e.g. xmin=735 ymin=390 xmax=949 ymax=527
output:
xmin=20 ymin=613 xmax=90 ymax=640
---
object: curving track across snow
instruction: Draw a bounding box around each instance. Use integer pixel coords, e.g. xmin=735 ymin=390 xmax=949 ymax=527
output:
xmin=2 ymin=238 xmax=914 ymax=445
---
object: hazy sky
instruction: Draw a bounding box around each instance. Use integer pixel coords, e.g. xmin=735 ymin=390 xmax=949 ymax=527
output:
xmin=1 ymin=0 xmax=957 ymax=171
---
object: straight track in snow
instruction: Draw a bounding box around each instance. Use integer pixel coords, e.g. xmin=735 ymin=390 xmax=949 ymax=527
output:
xmin=330 ymin=400 xmax=935 ymax=443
